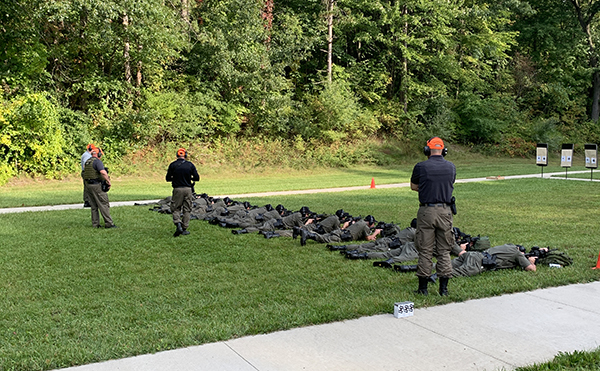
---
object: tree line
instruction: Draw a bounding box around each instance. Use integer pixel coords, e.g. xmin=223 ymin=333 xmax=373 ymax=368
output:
xmin=1 ymin=0 xmax=600 ymax=181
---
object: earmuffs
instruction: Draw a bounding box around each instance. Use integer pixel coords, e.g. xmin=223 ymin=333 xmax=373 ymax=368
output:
xmin=177 ymin=148 xmax=188 ymax=158
xmin=423 ymin=137 xmax=448 ymax=157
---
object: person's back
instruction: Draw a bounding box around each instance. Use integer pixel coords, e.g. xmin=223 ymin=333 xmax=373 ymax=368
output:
xmin=410 ymin=137 xmax=456 ymax=296
xmin=165 ymin=148 xmax=199 ymax=237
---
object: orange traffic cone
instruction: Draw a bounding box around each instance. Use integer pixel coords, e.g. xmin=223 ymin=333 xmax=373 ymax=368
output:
xmin=593 ymin=251 xmax=600 ymax=269
xmin=370 ymin=177 xmax=376 ymax=189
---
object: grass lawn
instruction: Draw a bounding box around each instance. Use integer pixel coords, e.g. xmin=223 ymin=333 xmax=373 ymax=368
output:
xmin=0 ymin=155 xmax=595 ymax=208
xmin=1 ymin=175 xmax=600 ymax=370
xmin=516 ymin=347 xmax=600 ymax=370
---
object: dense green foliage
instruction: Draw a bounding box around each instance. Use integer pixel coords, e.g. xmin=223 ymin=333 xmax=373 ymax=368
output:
xmin=1 ymin=177 xmax=599 ymax=370
xmin=2 ymin=0 xmax=600 ymax=181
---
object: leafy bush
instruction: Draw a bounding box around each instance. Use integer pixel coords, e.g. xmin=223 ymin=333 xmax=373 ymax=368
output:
xmin=141 ymin=90 xmax=242 ymax=143
xmin=0 ymin=92 xmax=68 ymax=177
xmin=57 ymin=107 xmax=93 ymax=168
xmin=456 ymin=93 xmax=522 ymax=144
xmin=560 ymin=119 xmax=600 ymax=148
xmin=301 ymin=79 xmax=380 ymax=143
xmin=529 ymin=116 xmax=563 ymax=150
xmin=0 ymin=159 xmax=16 ymax=185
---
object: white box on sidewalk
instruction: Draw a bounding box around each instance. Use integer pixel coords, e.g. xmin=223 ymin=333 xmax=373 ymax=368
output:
xmin=394 ymin=301 xmax=414 ymax=318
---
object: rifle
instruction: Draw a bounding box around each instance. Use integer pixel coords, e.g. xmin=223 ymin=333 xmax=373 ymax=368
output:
xmin=524 ymin=246 xmax=549 ymax=263
xmin=462 ymin=236 xmax=481 ymax=251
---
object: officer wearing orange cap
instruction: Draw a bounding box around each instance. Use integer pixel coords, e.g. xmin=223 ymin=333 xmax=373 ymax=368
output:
xmin=410 ymin=137 xmax=455 ymax=296
xmin=166 ymin=148 xmax=199 ymax=237
xmin=83 ymin=146 xmax=116 ymax=228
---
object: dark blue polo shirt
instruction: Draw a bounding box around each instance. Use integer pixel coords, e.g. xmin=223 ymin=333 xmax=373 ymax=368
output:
xmin=166 ymin=159 xmax=200 ymax=188
xmin=410 ymin=155 xmax=456 ymax=204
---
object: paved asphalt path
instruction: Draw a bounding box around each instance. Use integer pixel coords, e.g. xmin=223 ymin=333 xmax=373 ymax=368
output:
xmin=1 ymin=171 xmax=598 ymax=371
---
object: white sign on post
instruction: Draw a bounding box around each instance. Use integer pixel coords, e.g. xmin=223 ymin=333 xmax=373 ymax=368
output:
xmin=536 ymin=144 xmax=548 ymax=166
xmin=561 ymin=144 xmax=573 ymax=168
xmin=585 ymin=144 xmax=598 ymax=169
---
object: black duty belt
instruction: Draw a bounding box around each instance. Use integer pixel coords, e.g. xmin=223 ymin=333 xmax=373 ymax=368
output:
xmin=420 ymin=203 xmax=448 ymax=207
xmin=86 ymin=179 xmax=101 ymax=184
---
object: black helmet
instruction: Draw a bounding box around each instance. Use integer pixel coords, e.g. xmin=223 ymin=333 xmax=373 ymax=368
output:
xmin=276 ymin=204 xmax=286 ymax=213
xmin=243 ymin=201 xmax=251 ymax=209
xmin=299 ymin=206 xmax=311 ymax=216
xmin=265 ymin=204 xmax=274 ymax=212
xmin=335 ymin=209 xmax=345 ymax=218
xmin=364 ymin=215 xmax=376 ymax=225
xmin=223 ymin=197 xmax=232 ymax=205
xmin=199 ymin=193 xmax=209 ymax=199
xmin=411 ymin=218 xmax=417 ymax=229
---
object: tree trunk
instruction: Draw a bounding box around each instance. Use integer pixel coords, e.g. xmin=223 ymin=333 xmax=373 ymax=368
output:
xmin=136 ymin=45 xmax=143 ymax=90
xmin=570 ymin=0 xmax=600 ymax=121
xmin=182 ymin=0 xmax=189 ymax=22
xmin=326 ymin=0 xmax=334 ymax=84
xmin=400 ymin=5 xmax=408 ymax=114
xmin=263 ymin=0 xmax=274 ymax=45
xmin=592 ymin=69 xmax=600 ymax=122
xmin=123 ymin=14 xmax=131 ymax=85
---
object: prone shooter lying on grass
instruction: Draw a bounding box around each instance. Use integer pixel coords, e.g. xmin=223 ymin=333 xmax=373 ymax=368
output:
xmin=395 ymin=245 xmax=573 ymax=277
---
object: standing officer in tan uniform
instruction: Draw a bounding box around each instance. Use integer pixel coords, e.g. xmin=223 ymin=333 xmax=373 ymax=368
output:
xmin=83 ymin=147 xmax=116 ymax=228
xmin=166 ymin=148 xmax=199 ymax=237
xmin=410 ymin=137 xmax=455 ymax=296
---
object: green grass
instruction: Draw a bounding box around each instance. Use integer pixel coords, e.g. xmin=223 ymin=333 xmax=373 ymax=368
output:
xmin=1 ymin=177 xmax=600 ymax=370
xmin=0 ymin=155 xmax=595 ymax=208
xmin=516 ymin=347 xmax=600 ymax=370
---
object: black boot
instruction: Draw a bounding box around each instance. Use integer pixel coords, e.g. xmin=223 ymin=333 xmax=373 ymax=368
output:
xmin=346 ymin=252 xmax=368 ymax=260
xmin=300 ymin=230 xmax=317 ymax=246
xmin=394 ymin=264 xmax=418 ymax=272
xmin=292 ymin=226 xmax=302 ymax=239
xmin=373 ymin=258 xmax=395 ymax=268
xmin=181 ymin=227 xmax=190 ymax=236
xmin=174 ymin=222 xmax=183 ymax=237
xmin=264 ymin=231 xmax=280 ymax=239
xmin=439 ymin=277 xmax=449 ymax=296
xmin=414 ymin=277 xmax=429 ymax=295
xmin=328 ymin=244 xmax=347 ymax=251
xmin=232 ymin=229 xmax=248 ymax=235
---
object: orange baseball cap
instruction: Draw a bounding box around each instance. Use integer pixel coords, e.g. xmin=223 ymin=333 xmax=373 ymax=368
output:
xmin=177 ymin=148 xmax=187 ymax=157
xmin=427 ymin=137 xmax=444 ymax=149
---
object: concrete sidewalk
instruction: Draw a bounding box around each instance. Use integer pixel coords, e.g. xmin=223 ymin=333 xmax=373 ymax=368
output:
xmin=55 ymin=282 xmax=600 ymax=371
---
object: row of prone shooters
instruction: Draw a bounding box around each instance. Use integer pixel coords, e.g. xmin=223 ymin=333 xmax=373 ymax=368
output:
xmin=148 ymin=193 xmax=517 ymax=272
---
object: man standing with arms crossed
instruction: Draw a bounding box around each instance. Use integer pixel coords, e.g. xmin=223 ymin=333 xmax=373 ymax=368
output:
xmin=410 ymin=137 xmax=456 ymax=296
xmin=166 ymin=148 xmax=199 ymax=237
